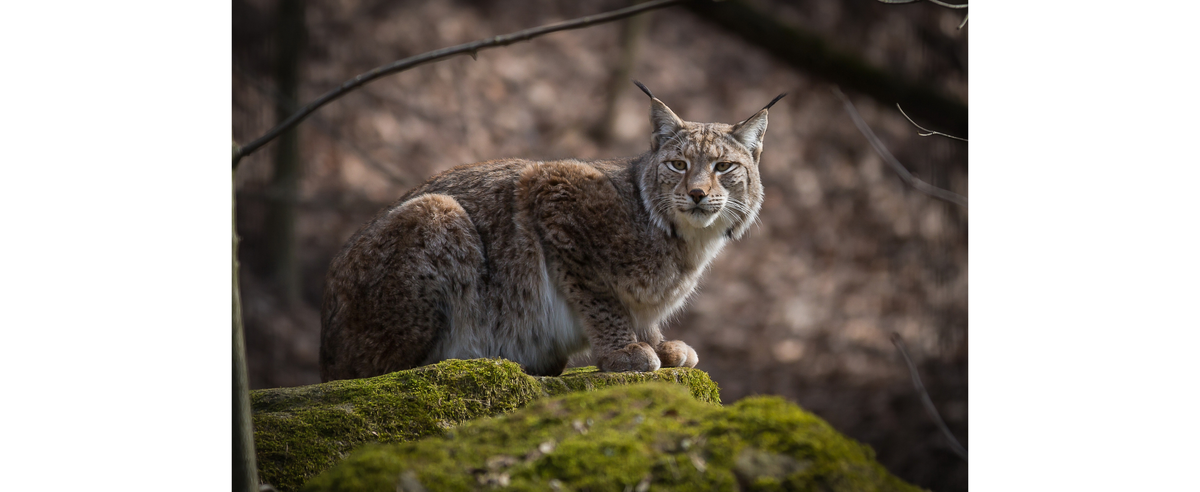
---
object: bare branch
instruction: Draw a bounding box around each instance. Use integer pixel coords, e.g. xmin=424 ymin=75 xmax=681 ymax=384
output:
xmin=897 ymin=104 xmax=968 ymax=142
xmin=832 ymin=87 xmax=968 ymax=208
xmin=234 ymin=65 xmax=411 ymax=186
xmin=891 ymin=333 xmax=968 ymax=461
xmin=875 ymin=0 xmax=967 ymax=8
xmin=233 ymin=0 xmax=689 ymax=169
xmin=926 ymin=0 xmax=968 ymax=8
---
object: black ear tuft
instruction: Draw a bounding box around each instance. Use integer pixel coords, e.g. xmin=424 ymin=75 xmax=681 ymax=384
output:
xmin=762 ymin=93 xmax=787 ymax=111
xmin=632 ymin=80 xmax=655 ymax=100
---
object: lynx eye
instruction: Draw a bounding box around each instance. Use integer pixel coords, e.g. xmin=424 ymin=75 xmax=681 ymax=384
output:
xmin=666 ymin=160 xmax=688 ymax=171
xmin=714 ymin=161 xmax=736 ymax=173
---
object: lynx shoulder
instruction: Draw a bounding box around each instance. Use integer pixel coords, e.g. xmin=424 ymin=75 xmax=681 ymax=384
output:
xmin=319 ymin=83 xmax=783 ymax=380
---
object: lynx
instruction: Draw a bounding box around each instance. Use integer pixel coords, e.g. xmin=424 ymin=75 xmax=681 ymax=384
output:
xmin=319 ymin=82 xmax=783 ymax=380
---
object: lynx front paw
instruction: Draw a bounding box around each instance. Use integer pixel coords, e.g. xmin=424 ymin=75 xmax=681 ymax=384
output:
xmin=656 ymin=340 xmax=698 ymax=368
xmin=597 ymin=342 xmax=661 ymax=372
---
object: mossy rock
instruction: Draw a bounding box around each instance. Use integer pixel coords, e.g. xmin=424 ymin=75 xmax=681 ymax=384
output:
xmin=303 ymin=382 xmax=924 ymax=492
xmin=252 ymin=359 xmax=721 ymax=492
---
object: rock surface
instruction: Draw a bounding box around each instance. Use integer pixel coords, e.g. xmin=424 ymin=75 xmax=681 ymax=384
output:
xmin=303 ymin=382 xmax=924 ymax=492
xmin=251 ymin=359 xmax=721 ymax=491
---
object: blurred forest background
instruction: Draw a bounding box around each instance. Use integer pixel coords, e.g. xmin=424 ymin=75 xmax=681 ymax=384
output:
xmin=233 ymin=0 xmax=967 ymax=490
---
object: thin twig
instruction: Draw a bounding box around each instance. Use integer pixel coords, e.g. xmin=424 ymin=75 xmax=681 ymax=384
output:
xmin=875 ymin=0 xmax=967 ymax=8
xmin=832 ymin=87 xmax=968 ymax=208
xmin=232 ymin=0 xmax=689 ymax=169
xmin=897 ymin=104 xmax=968 ymax=142
xmin=926 ymin=0 xmax=967 ymax=9
xmin=890 ymin=333 xmax=968 ymax=461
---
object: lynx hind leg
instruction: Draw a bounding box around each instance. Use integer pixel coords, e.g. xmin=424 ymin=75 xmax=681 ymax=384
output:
xmin=320 ymin=193 xmax=483 ymax=381
xmin=596 ymin=342 xmax=661 ymax=373
xmin=656 ymin=340 xmax=698 ymax=368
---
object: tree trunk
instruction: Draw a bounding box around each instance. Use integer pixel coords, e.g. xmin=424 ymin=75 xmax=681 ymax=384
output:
xmin=266 ymin=0 xmax=306 ymax=304
xmin=593 ymin=8 xmax=651 ymax=145
xmin=234 ymin=145 xmax=260 ymax=492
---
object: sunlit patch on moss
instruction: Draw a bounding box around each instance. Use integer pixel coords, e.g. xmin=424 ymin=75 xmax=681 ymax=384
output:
xmin=251 ymin=359 xmax=721 ymax=491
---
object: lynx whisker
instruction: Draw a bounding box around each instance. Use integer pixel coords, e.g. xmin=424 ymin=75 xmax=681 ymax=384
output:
xmin=722 ymin=197 xmax=762 ymax=234
xmin=653 ymin=193 xmax=675 ymax=214
xmin=723 ymin=198 xmax=753 ymax=218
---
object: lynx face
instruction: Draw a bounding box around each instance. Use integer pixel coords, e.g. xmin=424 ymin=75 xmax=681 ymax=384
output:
xmin=653 ymin=124 xmax=763 ymax=233
xmin=640 ymin=97 xmax=769 ymax=240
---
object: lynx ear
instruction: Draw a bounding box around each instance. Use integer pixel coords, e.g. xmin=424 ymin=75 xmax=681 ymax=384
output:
xmin=633 ymin=80 xmax=684 ymax=152
xmin=732 ymin=93 xmax=785 ymax=160
xmin=731 ymin=109 xmax=768 ymax=159
xmin=650 ymin=100 xmax=685 ymax=152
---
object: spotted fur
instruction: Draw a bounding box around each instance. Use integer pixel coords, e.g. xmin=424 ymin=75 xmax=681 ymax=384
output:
xmin=319 ymin=87 xmax=779 ymax=380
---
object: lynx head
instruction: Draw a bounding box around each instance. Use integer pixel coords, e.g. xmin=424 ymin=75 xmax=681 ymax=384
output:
xmin=633 ymin=81 xmax=783 ymax=240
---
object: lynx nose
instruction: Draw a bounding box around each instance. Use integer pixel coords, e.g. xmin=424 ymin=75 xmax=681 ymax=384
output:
xmin=688 ymin=188 xmax=707 ymax=204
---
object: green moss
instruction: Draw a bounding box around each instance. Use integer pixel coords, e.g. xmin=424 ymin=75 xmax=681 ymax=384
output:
xmin=537 ymin=366 xmax=721 ymax=404
xmin=251 ymin=359 xmax=720 ymax=492
xmin=303 ymin=383 xmax=924 ymax=492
